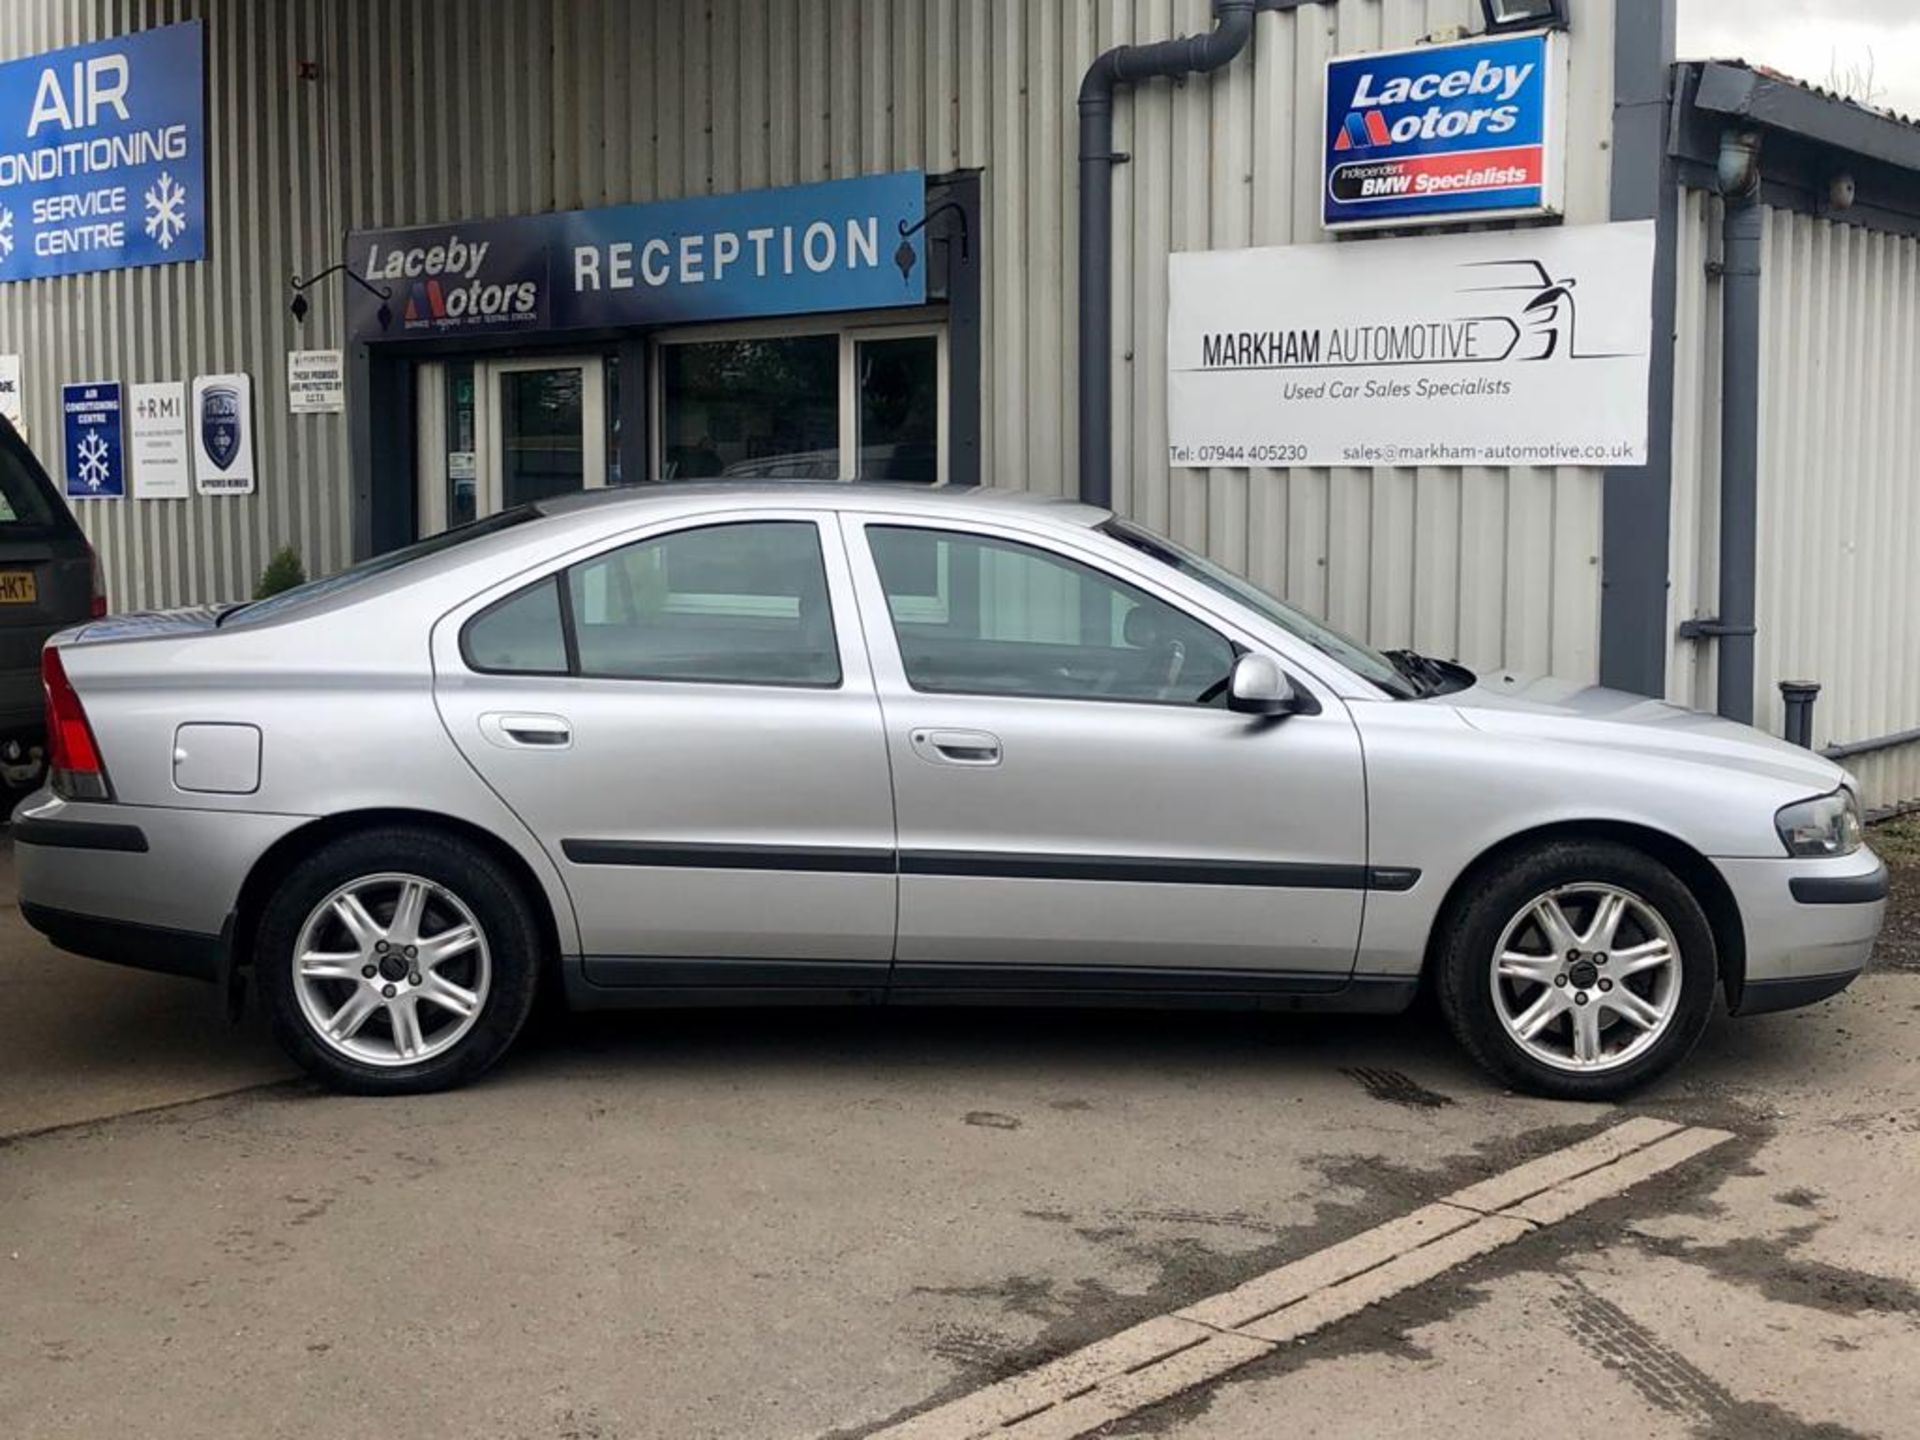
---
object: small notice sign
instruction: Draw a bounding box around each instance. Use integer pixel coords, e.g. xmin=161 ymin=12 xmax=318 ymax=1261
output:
xmin=192 ymin=372 xmax=256 ymax=495
xmin=130 ymin=380 xmax=190 ymax=499
xmin=61 ymin=381 xmax=125 ymax=499
xmin=0 ymin=354 xmax=22 ymax=429
xmin=287 ymin=349 xmax=345 ymax=413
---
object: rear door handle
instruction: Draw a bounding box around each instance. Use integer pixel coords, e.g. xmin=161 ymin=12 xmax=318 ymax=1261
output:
xmin=481 ymin=712 xmax=573 ymax=750
xmin=910 ymin=728 xmax=1002 ymax=767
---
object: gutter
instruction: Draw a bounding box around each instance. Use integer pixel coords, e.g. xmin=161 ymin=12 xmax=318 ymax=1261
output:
xmin=1714 ymin=128 xmax=1764 ymax=725
xmin=1077 ymin=0 xmax=1257 ymax=508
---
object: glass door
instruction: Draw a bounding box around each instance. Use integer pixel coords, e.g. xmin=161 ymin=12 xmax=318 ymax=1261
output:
xmin=417 ymin=356 xmax=608 ymax=534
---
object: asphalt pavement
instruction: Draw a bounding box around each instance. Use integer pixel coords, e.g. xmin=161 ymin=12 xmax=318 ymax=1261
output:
xmin=2 ymin=837 xmax=1917 ymax=1440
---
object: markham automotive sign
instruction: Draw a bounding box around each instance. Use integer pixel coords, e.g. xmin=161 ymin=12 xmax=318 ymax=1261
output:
xmin=1323 ymin=31 xmax=1566 ymax=230
xmin=346 ymin=172 xmax=926 ymax=341
xmin=0 ymin=21 xmax=205 ymax=279
xmin=1167 ymin=221 xmax=1656 ymax=469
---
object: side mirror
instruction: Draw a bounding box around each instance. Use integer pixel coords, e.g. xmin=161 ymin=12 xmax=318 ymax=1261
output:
xmin=1228 ymin=652 xmax=1302 ymax=716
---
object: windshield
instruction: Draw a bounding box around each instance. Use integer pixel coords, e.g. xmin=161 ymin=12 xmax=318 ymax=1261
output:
xmin=221 ymin=507 xmax=541 ymax=627
xmin=1101 ymin=519 xmax=1418 ymax=699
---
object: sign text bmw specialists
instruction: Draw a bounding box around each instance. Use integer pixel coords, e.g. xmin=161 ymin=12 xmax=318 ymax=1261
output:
xmin=1323 ymin=31 xmax=1566 ymax=230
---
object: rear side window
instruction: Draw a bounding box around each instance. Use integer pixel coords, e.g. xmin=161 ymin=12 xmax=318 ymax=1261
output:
xmin=459 ymin=520 xmax=840 ymax=687
xmin=0 ymin=437 xmax=63 ymax=528
xmin=462 ymin=578 xmax=568 ymax=674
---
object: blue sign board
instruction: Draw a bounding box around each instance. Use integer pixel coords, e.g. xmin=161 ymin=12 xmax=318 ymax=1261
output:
xmin=62 ymin=381 xmax=124 ymax=499
xmin=347 ymin=172 xmax=927 ymax=341
xmin=1323 ymin=31 xmax=1564 ymax=231
xmin=0 ymin=21 xmax=205 ymax=280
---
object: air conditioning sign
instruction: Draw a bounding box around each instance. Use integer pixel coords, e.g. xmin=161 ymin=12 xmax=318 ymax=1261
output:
xmin=1323 ymin=31 xmax=1565 ymax=231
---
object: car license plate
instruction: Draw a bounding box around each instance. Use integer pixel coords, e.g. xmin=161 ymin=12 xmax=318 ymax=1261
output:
xmin=0 ymin=571 xmax=36 ymax=604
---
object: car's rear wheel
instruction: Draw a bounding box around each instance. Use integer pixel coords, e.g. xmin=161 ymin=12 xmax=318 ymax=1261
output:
xmin=1435 ymin=839 xmax=1717 ymax=1100
xmin=256 ymin=827 xmax=541 ymax=1094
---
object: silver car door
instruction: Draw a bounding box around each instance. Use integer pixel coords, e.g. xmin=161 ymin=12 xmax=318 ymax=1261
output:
xmin=839 ymin=510 xmax=1368 ymax=989
xmin=432 ymin=510 xmax=896 ymax=989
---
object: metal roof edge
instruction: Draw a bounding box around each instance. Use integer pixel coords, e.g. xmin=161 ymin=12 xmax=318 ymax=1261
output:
xmin=1686 ymin=61 xmax=1920 ymax=176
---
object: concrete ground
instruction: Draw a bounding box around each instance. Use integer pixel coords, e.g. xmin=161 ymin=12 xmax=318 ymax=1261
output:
xmin=2 ymin=836 xmax=1917 ymax=1440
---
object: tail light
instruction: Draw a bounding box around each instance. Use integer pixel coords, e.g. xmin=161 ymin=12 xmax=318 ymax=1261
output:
xmin=87 ymin=544 xmax=107 ymax=619
xmin=43 ymin=646 xmax=110 ymax=800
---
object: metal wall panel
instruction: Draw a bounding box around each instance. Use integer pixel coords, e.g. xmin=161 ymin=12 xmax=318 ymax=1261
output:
xmin=0 ymin=0 xmax=1616 ymax=691
xmin=1667 ymin=193 xmax=1920 ymax=809
xmin=1753 ymin=207 xmax=1920 ymax=808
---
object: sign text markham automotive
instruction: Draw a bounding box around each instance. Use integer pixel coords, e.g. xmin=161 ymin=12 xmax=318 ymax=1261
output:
xmin=1323 ymin=31 xmax=1566 ymax=230
xmin=1167 ymin=221 xmax=1656 ymax=469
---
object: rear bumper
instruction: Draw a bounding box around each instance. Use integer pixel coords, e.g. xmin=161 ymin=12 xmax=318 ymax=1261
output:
xmin=1716 ymin=848 xmax=1888 ymax=1016
xmin=12 ymin=792 xmax=307 ymax=970
xmin=20 ymin=901 xmax=226 ymax=982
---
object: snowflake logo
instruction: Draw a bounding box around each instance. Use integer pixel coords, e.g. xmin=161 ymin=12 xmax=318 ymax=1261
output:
xmin=0 ymin=206 xmax=12 ymax=260
xmin=76 ymin=429 xmax=111 ymax=491
xmin=143 ymin=171 xmax=188 ymax=251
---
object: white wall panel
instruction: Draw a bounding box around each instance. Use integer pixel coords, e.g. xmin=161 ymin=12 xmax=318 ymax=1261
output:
xmin=0 ymin=0 xmax=1615 ymax=693
xmin=1668 ymin=193 xmax=1920 ymax=809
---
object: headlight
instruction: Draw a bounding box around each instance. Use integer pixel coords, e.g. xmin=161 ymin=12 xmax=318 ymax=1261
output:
xmin=1775 ymin=789 xmax=1863 ymax=858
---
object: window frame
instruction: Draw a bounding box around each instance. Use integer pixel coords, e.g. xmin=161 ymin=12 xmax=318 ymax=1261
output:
xmin=649 ymin=310 xmax=949 ymax=485
xmin=454 ymin=517 xmax=846 ymax=691
xmin=861 ymin=521 xmax=1242 ymax=711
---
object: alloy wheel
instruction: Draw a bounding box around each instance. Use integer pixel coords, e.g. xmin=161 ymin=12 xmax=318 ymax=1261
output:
xmin=1488 ymin=882 xmax=1682 ymax=1073
xmin=290 ymin=871 xmax=492 ymax=1068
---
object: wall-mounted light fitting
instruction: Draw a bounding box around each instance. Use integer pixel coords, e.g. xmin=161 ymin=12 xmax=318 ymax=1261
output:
xmin=1479 ymin=0 xmax=1570 ymax=32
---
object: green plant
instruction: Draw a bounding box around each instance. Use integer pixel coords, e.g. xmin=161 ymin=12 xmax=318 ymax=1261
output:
xmin=255 ymin=545 xmax=307 ymax=599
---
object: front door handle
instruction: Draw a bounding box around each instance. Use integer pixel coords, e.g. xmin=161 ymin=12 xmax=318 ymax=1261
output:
xmin=910 ymin=728 xmax=1002 ymax=767
xmin=481 ymin=712 xmax=573 ymax=750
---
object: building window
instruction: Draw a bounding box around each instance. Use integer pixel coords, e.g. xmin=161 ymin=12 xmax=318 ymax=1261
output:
xmin=654 ymin=318 xmax=946 ymax=484
xmin=659 ymin=336 xmax=839 ymax=479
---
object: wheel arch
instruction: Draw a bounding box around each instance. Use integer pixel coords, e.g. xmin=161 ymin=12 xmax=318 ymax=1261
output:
xmin=229 ymin=808 xmax=567 ymax=990
xmin=1420 ymin=819 xmax=1747 ymax=1007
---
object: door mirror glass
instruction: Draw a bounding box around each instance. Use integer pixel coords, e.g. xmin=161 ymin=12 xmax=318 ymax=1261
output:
xmin=1228 ymin=653 xmax=1300 ymax=716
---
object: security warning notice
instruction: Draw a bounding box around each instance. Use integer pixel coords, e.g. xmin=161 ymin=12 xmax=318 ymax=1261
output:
xmin=1167 ymin=221 xmax=1656 ymax=470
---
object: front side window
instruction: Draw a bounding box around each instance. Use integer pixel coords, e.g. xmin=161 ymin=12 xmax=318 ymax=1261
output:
xmin=1101 ymin=519 xmax=1417 ymax=698
xmin=867 ymin=526 xmax=1235 ymax=706
xmin=567 ymin=521 xmax=840 ymax=686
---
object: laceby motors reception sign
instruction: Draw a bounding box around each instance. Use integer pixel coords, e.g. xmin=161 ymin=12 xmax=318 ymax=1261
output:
xmin=1323 ymin=31 xmax=1566 ymax=230
xmin=346 ymin=172 xmax=927 ymax=341
xmin=0 ymin=21 xmax=205 ymax=279
xmin=1167 ymin=221 xmax=1656 ymax=469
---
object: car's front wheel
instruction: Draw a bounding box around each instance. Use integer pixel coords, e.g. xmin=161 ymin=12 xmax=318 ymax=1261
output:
xmin=255 ymin=827 xmax=542 ymax=1094
xmin=1436 ymin=839 xmax=1718 ymax=1100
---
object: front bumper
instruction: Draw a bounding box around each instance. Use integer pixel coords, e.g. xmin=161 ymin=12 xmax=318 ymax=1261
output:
xmin=12 ymin=791 xmax=307 ymax=982
xmin=1716 ymin=846 xmax=1888 ymax=1016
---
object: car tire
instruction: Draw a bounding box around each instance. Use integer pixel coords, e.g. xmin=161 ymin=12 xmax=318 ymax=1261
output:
xmin=1435 ymin=839 xmax=1717 ymax=1101
xmin=255 ymin=826 xmax=543 ymax=1095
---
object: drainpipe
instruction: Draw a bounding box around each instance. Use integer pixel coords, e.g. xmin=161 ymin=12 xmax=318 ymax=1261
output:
xmin=1078 ymin=0 xmax=1256 ymax=508
xmin=1715 ymin=128 xmax=1763 ymax=724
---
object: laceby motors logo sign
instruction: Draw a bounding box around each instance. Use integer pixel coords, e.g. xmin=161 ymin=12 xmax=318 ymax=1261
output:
xmin=348 ymin=173 xmax=927 ymax=342
xmin=1323 ymin=31 xmax=1566 ymax=231
xmin=359 ymin=224 xmax=547 ymax=338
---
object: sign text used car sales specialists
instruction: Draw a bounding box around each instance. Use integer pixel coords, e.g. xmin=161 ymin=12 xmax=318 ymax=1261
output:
xmin=1166 ymin=221 xmax=1656 ymax=469
xmin=1323 ymin=30 xmax=1566 ymax=230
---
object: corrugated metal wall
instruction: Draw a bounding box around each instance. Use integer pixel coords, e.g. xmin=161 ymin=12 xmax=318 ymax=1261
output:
xmin=0 ymin=0 xmax=1616 ymax=686
xmin=1667 ymin=194 xmax=1920 ymax=810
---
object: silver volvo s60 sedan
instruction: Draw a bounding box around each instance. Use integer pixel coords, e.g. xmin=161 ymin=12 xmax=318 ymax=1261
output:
xmin=13 ymin=486 xmax=1886 ymax=1098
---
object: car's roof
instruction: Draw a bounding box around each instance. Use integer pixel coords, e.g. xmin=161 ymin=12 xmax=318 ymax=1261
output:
xmin=534 ymin=482 xmax=1111 ymax=528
